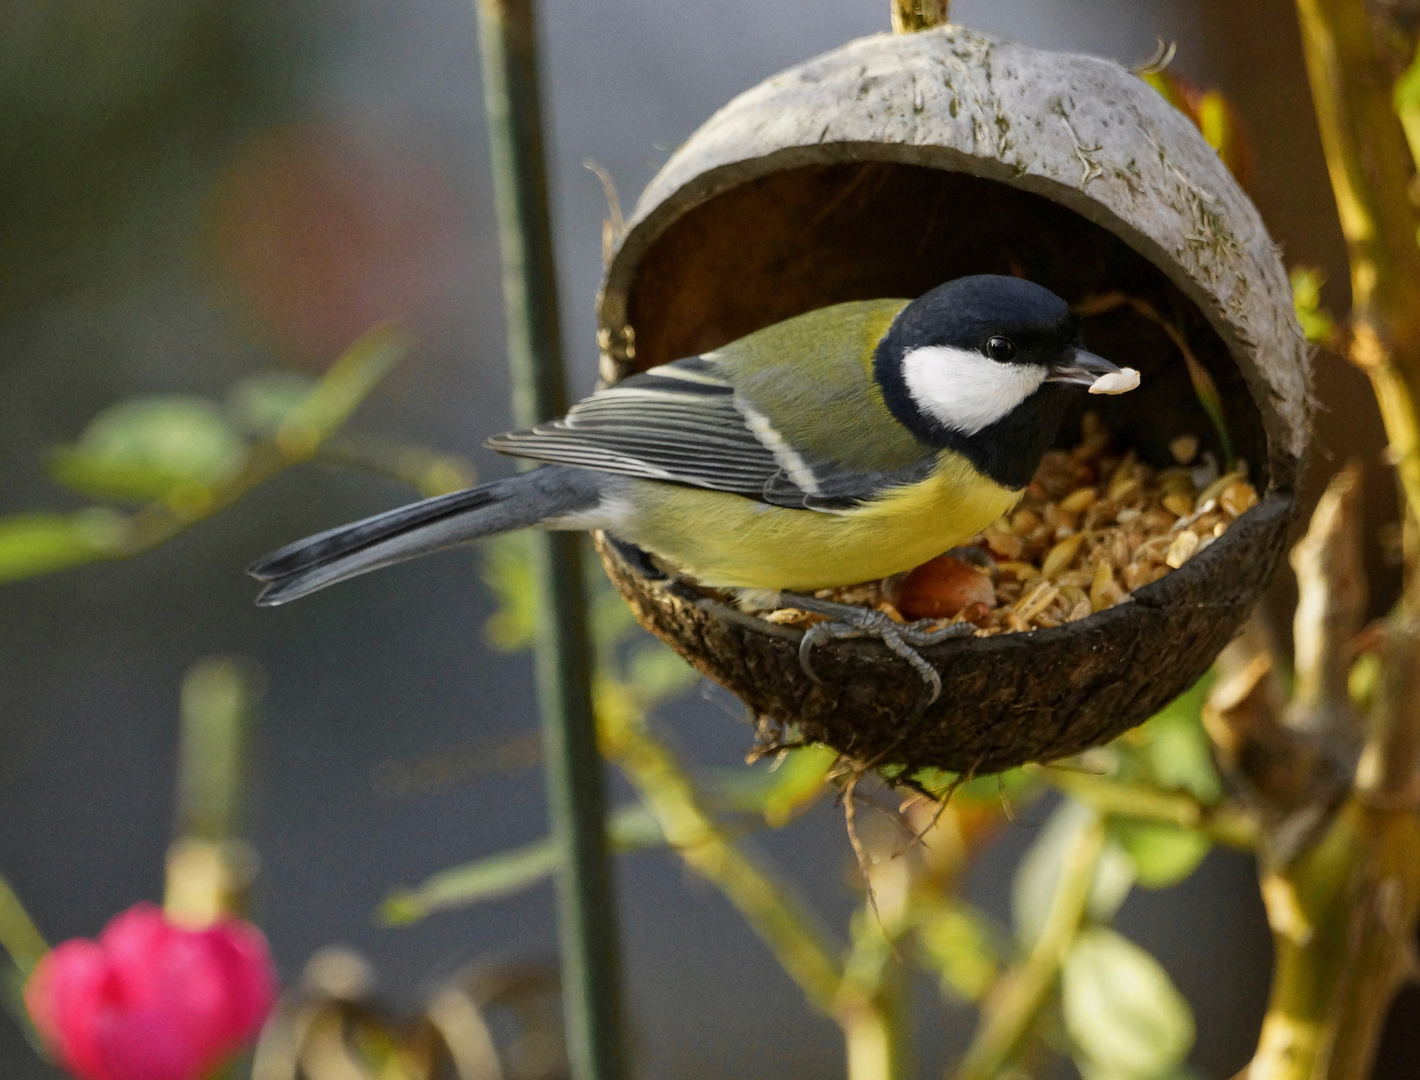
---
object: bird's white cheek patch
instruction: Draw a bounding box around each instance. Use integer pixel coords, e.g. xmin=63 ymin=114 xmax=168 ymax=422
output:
xmin=901 ymin=346 xmax=1048 ymax=435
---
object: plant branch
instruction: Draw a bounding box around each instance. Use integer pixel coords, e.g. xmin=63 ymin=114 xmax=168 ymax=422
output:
xmin=379 ymin=804 xmax=667 ymax=924
xmin=1286 ymin=462 xmax=1367 ymax=742
xmin=0 ymin=324 xmax=412 ymax=584
xmin=1249 ymin=792 xmax=1420 ymax=1080
xmin=121 ymin=324 xmax=411 ymax=556
xmin=1238 ymin=533 xmax=1420 ymax=1080
xmin=1296 ymin=0 xmax=1420 ymax=563
xmin=314 ymin=434 xmax=476 ymax=499
xmin=595 ymin=681 xmax=845 ymax=1014
xmin=840 ymin=907 xmax=914 ymax=1080
xmin=1028 ymin=766 xmax=1258 ymax=849
xmin=953 ymin=811 xmax=1106 ymax=1080
xmin=1204 ymin=626 xmax=1320 ymax=821
xmin=1295 ymin=0 xmax=1420 ymax=346
xmin=1322 ymin=808 xmax=1420 ymax=1079
xmin=1356 ymin=617 xmax=1420 ymax=807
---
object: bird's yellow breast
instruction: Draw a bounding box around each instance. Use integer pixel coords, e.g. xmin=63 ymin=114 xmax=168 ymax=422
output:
xmin=615 ymin=451 xmax=1022 ymax=592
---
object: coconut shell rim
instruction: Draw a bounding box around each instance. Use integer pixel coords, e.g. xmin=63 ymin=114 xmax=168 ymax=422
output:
xmin=596 ymin=26 xmax=1310 ymax=487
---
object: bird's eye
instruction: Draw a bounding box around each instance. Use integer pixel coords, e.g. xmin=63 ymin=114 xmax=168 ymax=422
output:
xmin=986 ymin=336 xmax=1017 ymax=362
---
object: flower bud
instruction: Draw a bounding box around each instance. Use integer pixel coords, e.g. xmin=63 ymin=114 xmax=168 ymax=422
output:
xmin=24 ymin=903 xmax=276 ymax=1080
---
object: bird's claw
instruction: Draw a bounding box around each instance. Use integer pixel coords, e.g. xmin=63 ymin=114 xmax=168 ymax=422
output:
xmin=784 ymin=595 xmax=974 ymax=707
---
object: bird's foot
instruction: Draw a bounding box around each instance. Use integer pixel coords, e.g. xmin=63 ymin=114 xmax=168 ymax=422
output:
xmin=772 ymin=592 xmax=976 ymax=707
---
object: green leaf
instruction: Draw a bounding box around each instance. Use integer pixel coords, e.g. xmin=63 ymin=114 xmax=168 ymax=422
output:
xmin=0 ymin=510 xmax=130 ymax=582
xmin=380 ymin=803 xmax=664 ymax=924
xmin=225 ymin=372 xmax=316 ymax=437
xmin=1290 ymin=266 xmax=1336 ymax=346
xmin=1136 ymin=677 xmax=1222 ymax=804
xmin=1078 ymin=1064 xmax=1203 ymax=1080
xmin=1013 ymin=800 xmax=1133 ymax=946
xmin=48 ymin=396 xmax=247 ymax=503
xmin=1397 ymin=48 xmax=1420 ymax=111
xmin=914 ymin=897 xmax=1000 ymax=1002
xmin=626 ymin=642 xmax=698 ymax=703
xmin=1177 ymin=344 xmax=1235 ymax=470
xmin=1063 ymin=926 xmax=1195 ymax=1080
xmin=588 ymin=563 xmax=640 ymax=654
xmin=479 ymin=532 xmax=536 ymax=651
xmin=910 ymin=766 xmax=1039 ymax=808
xmin=1350 ymin=650 xmax=1381 ymax=714
xmin=710 ymin=744 xmax=838 ymax=826
xmin=381 ymin=838 xmax=559 ymax=925
xmin=1108 ymin=819 xmax=1211 ymax=889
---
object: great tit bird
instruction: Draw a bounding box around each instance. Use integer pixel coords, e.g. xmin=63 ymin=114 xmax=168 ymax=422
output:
xmin=250 ymin=276 xmax=1136 ymax=640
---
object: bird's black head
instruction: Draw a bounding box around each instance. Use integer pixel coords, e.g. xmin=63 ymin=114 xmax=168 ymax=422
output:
xmin=873 ymin=275 xmax=1131 ymax=489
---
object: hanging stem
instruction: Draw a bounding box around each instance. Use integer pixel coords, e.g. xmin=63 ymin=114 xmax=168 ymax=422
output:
xmin=891 ymin=0 xmax=950 ymax=33
xmin=474 ymin=3 xmax=627 ymax=1079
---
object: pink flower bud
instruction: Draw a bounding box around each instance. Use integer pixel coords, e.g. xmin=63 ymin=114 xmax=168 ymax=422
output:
xmin=24 ymin=903 xmax=277 ymax=1080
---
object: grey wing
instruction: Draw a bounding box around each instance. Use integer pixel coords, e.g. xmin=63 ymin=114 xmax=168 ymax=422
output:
xmin=485 ymin=355 xmax=932 ymax=510
xmin=486 ymin=356 xmax=780 ymax=496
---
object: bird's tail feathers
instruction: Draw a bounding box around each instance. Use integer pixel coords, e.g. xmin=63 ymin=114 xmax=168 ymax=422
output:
xmin=248 ymin=466 xmax=604 ymax=606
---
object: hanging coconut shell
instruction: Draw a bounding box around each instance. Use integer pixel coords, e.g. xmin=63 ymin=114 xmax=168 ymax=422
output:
xmin=592 ymin=25 xmax=1310 ymax=777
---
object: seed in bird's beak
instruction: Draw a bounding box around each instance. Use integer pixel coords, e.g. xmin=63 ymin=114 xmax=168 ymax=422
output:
xmin=1088 ymin=368 xmax=1141 ymax=395
xmin=1046 ymin=347 xmax=1136 ymax=391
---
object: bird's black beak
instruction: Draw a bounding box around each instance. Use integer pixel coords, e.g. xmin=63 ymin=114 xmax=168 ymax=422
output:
xmin=1046 ymin=348 xmax=1122 ymax=387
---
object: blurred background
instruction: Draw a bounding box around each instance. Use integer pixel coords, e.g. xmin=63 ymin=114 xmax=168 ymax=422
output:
xmin=0 ymin=0 xmax=1409 ymax=1076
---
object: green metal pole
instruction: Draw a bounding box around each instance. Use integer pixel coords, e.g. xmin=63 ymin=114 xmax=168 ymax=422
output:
xmin=473 ymin=3 xmax=628 ymax=1079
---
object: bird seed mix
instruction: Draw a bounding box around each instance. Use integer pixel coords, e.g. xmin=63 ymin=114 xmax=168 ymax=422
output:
xmin=761 ymin=412 xmax=1259 ymax=636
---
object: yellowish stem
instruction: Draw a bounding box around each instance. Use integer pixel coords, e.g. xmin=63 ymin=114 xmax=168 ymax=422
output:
xmin=1027 ymin=765 xmax=1259 ymax=850
xmin=597 ymin=680 xmax=922 ymax=1079
xmin=954 ymin=812 xmax=1106 ymax=1080
xmin=1246 ymin=618 xmax=1420 ymax=1080
xmin=0 ymin=875 xmax=47 ymax=980
xmin=1364 ymin=356 xmax=1420 ymax=547
xmin=595 ymin=682 xmax=844 ymax=1013
xmin=891 ymin=0 xmax=949 ymax=33
xmin=1294 ymin=0 xmax=1420 ymax=339
xmin=1249 ymin=801 xmax=1420 ymax=1080
xmin=1296 ymin=0 xmax=1420 ymax=578
xmin=1287 ymin=463 xmax=1366 ymax=739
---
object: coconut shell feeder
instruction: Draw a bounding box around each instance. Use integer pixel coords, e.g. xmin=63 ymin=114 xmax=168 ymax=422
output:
xmin=592 ymin=25 xmax=1310 ymax=777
